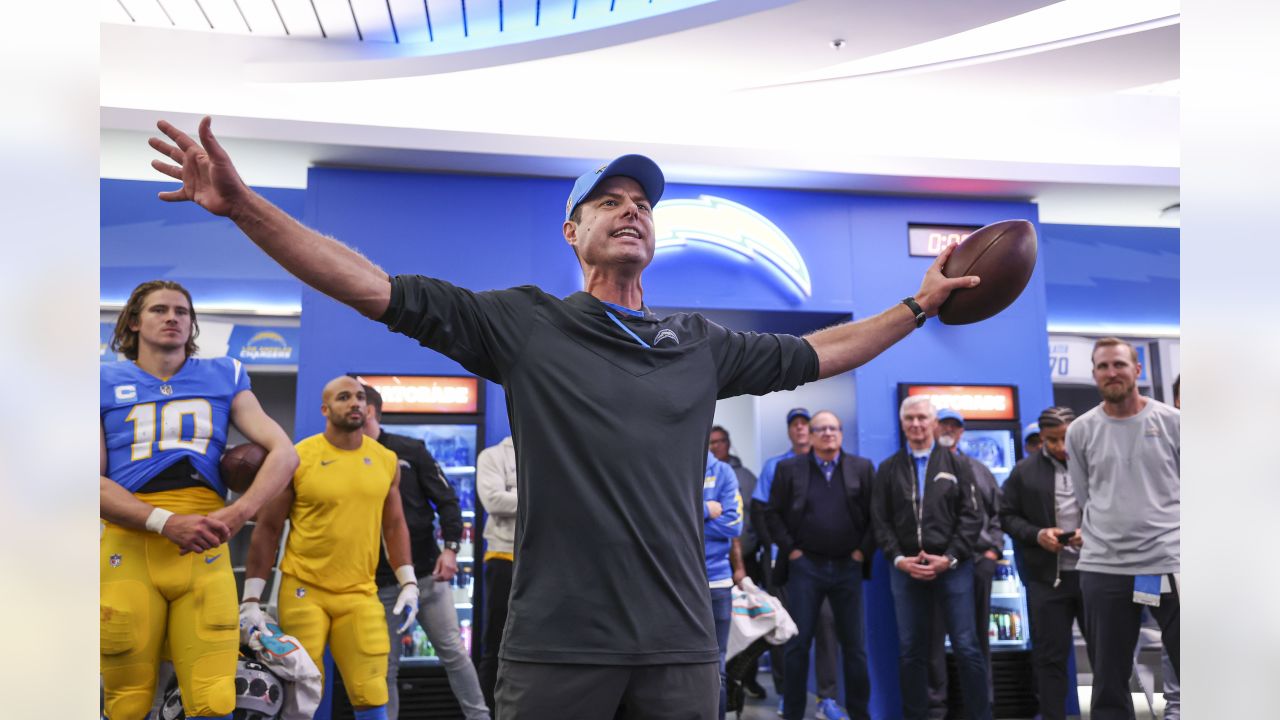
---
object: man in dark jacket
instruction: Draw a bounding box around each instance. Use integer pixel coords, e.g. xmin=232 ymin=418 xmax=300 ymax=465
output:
xmin=363 ymin=385 xmax=490 ymax=720
xmin=999 ymin=406 xmax=1087 ymax=720
xmin=929 ymin=408 xmax=1004 ymax=711
xmin=765 ymin=411 xmax=876 ymax=720
xmin=872 ymin=397 xmax=990 ymax=720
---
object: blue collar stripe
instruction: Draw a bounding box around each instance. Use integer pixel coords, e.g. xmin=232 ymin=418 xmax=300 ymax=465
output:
xmin=601 ymin=301 xmax=644 ymax=318
xmin=605 ymin=310 xmax=650 ymax=348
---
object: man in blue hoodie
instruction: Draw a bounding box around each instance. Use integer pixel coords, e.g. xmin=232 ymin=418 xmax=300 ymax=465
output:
xmin=704 ymin=451 xmax=743 ymax=720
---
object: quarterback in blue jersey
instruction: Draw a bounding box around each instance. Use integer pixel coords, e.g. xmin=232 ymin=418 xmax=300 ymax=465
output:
xmin=99 ymin=280 xmax=298 ymax=720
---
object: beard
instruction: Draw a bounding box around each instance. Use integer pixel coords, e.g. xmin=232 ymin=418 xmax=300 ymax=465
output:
xmin=330 ymin=412 xmax=365 ymax=431
xmin=1100 ymin=378 xmax=1134 ymax=403
xmin=936 ymin=434 xmax=957 ymax=448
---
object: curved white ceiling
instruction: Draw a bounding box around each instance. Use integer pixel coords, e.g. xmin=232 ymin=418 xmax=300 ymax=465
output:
xmin=101 ymin=0 xmax=1180 ymax=222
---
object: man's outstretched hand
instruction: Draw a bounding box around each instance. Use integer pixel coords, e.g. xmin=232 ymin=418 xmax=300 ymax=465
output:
xmin=913 ymin=243 xmax=981 ymax=316
xmin=149 ymin=116 xmax=249 ymax=217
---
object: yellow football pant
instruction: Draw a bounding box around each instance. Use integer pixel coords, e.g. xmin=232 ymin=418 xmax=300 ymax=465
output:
xmin=277 ymin=573 xmax=390 ymax=708
xmin=100 ymin=487 xmax=238 ymax=720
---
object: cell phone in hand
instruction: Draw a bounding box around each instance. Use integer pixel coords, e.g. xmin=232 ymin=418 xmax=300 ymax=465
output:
xmin=1057 ymin=531 xmax=1074 ymax=544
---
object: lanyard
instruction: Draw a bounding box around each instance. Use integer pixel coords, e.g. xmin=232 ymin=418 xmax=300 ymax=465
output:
xmin=603 ymin=310 xmax=650 ymax=348
xmin=911 ymin=455 xmax=925 ymax=550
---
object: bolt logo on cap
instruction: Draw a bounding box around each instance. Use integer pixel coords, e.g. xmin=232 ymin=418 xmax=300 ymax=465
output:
xmin=565 ymin=155 xmax=665 ymax=222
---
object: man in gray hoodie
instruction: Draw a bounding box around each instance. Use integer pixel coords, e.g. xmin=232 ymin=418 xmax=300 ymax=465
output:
xmin=1067 ymin=338 xmax=1179 ymax=720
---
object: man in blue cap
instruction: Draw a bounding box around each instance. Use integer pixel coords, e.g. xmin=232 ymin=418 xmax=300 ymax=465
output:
xmin=931 ymin=408 xmax=1004 ymax=712
xmin=1023 ymin=422 xmax=1042 ymax=457
xmin=149 ymin=117 xmax=980 ymax=719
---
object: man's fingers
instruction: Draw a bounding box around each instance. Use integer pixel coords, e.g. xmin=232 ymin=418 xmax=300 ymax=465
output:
xmin=931 ymin=243 xmax=956 ymax=270
xmin=198 ymin=116 xmax=235 ymax=164
xmin=151 ymin=159 xmax=183 ymax=180
xmin=157 ymin=190 xmax=189 ymax=203
xmin=157 ymin=119 xmax=197 ymax=152
xmin=148 ymin=136 xmax=185 ymax=163
xmin=949 ymin=274 xmax=980 ymax=289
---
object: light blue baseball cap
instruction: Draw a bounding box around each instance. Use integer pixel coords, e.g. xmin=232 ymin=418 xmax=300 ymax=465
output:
xmin=1023 ymin=422 xmax=1041 ymax=442
xmin=564 ymin=154 xmax=665 ymax=221
xmin=937 ymin=408 xmax=965 ymax=425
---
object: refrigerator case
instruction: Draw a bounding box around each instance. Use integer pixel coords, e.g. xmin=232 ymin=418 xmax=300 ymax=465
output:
xmin=382 ymin=420 xmax=485 ymax=665
xmin=957 ymin=425 xmax=1031 ymax=652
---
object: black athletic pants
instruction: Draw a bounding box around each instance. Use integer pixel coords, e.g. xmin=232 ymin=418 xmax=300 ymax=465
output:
xmin=495 ymin=660 xmax=718 ymax=720
xmin=480 ymin=558 xmax=514 ymax=713
xmin=1079 ymin=571 xmax=1179 ymax=720
xmin=1025 ymin=572 xmax=1088 ymax=720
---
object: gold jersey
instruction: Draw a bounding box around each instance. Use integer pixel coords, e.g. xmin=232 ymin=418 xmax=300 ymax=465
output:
xmin=280 ymin=433 xmax=397 ymax=594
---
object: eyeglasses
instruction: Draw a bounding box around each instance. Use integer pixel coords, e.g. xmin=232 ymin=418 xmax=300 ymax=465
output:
xmin=810 ymin=425 xmax=841 ymax=434
xmin=708 ymin=437 xmax=727 ymax=445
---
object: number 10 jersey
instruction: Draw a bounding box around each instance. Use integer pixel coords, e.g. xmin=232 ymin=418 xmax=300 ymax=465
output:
xmin=100 ymin=356 xmax=250 ymax=496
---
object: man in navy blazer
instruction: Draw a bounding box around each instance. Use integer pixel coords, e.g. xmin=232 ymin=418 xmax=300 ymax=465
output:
xmin=764 ymin=410 xmax=876 ymax=720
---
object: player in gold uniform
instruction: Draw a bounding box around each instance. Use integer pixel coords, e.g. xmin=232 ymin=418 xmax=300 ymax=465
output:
xmin=240 ymin=376 xmax=418 ymax=720
xmin=100 ymin=280 xmax=298 ymax=720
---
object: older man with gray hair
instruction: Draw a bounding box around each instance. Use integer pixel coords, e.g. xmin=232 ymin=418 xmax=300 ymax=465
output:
xmin=871 ymin=396 xmax=989 ymax=720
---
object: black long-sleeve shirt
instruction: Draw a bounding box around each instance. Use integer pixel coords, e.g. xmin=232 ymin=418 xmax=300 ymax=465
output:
xmin=374 ymin=430 xmax=463 ymax=587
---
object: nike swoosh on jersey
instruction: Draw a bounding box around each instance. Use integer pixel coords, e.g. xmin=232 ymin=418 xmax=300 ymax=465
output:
xmin=205 ymin=554 xmax=222 ymax=564
xmin=320 ymin=459 xmax=336 ymax=466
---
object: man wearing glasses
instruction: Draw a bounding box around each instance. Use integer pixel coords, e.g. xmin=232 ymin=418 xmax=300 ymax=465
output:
xmin=764 ymin=411 xmax=876 ymax=720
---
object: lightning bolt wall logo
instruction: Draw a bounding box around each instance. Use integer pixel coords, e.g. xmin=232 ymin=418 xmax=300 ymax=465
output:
xmin=653 ymin=195 xmax=813 ymax=302
xmin=239 ymin=331 xmax=295 ymax=361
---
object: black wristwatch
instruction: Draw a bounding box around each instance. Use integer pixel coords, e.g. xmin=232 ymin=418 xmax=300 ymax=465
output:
xmin=443 ymin=540 xmax=461 ymax=553
xmin=902 ymin=297 xmax=927 ymax=328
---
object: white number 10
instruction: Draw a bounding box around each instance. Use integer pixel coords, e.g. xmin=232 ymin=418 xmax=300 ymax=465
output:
xmin=125 ymin=399 xmax=213 ymax=461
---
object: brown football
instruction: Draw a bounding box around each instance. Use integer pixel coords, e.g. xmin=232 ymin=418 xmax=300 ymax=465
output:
xmin=220 ymin=442 xmax=267 ymax=494
xmin=938 ymin=219 xmax=1038 ymax=325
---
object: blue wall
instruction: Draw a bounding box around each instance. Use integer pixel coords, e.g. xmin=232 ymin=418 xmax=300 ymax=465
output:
xmin=1040 ymin=223 xmax=1180 ymax=333
xmin=297 ymin=166 xmax=1052 ymax=719
xmin=100 ymin=179 xmax=305 ymax=309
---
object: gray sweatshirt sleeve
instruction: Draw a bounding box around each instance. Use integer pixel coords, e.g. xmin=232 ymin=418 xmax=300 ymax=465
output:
xmin=1067 ymin=421 xmax=1090 ymax=511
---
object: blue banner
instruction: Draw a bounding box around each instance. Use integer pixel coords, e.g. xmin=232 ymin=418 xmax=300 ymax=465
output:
xmin=227 ymin=325 xmax=300 ymax=365
xmin=100 ymin=323 xmax=125 ymax=363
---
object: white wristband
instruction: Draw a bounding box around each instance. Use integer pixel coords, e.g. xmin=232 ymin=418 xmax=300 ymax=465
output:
xmin=243 ymin=577 xmax=267 ymax=603
xmin=145 ymin=508 xmax=174 ymax=534
xmin=394 ymin=564 xmax=418 ymax=587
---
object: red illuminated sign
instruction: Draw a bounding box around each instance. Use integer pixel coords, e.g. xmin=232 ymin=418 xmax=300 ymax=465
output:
xmin=904 ymin=384 xmax=1017 ymax=421
xmin=355 ymin=375 xmax=479 ymax=414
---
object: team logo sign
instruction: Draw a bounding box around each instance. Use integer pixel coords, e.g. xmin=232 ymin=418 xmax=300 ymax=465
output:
xmin=653 ymin=195 xmax=813 ymax=303
xmin=159 ymin=384 xmax=174 ymax=396
xmin=109 ymin=554 xmax=122 ymax=568
xmin=239 ymin=331 xmax=295 ymax=362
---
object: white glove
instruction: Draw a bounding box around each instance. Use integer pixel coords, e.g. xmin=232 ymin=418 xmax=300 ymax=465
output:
xmin=392 ymin=564 xmax=420 ymax=634
xmin=240 ymin=601 xmax=272 ymax=637
xmin=240 ymin=577 xmax=272 ymax=636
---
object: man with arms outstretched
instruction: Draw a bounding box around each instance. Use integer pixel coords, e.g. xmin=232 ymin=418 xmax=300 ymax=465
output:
xmin=100 ymin=279 xmax=297 ymax=720
xmin=149 ymin=117 xmax=978 ymax=719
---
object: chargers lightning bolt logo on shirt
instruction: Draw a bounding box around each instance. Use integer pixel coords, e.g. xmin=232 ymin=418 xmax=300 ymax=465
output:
xmin=654 ymin=329 xmax=679 ymax=345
